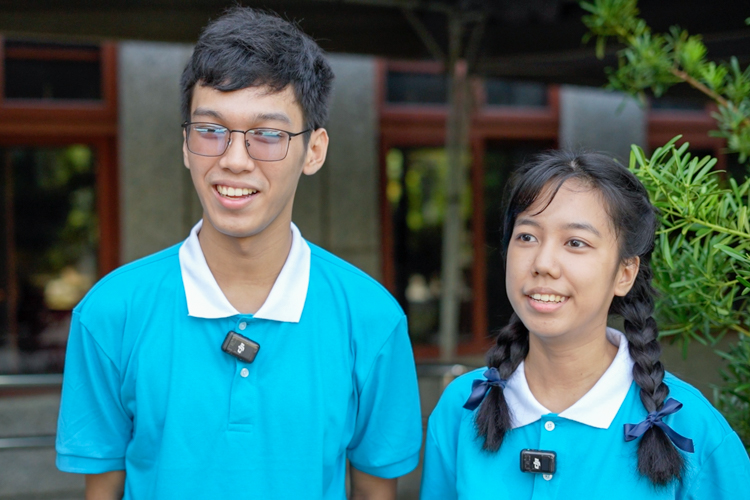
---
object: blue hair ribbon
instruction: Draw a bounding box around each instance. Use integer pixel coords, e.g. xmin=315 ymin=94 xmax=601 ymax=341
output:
xmin=463 ymin=368 xmax=507 ymax=411
xmin=623 ymin=398 xmax=694 ymax=453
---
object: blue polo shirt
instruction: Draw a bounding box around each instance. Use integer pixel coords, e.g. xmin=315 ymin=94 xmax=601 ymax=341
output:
xmin=56 ymin=221 xmax=422 ymax=499
xmin=421 ymin=329 xmax=750 ymax=499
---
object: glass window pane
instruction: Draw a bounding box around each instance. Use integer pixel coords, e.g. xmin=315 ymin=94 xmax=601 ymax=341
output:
xmin=386 ymin=71 xmax=448 ymax=104
xmin=485 ymin=78 xmax=547 ymax=107
xmin=4 ymin=40 xmax=102 ymax=100
xmin=387 ymin=147 xmax=473 ymax=345
xmin=0 ymin=146 xmax=98 ymax=374
xmin=649 ymin=95 xmax=707 ymax=111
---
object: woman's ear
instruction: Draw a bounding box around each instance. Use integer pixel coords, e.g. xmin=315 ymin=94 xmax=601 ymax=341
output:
xmin=302 ymin=128 xmax=329 ymax=176
xmin=614 ymin=256 xmax=640 ymax=297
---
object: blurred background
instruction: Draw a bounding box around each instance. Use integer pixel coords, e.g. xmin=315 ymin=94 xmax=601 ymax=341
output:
xmin=0 ymin=1 xmax=747 ymax=498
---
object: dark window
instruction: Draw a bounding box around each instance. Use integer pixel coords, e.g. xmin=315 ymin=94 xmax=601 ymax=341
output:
xmin=385 ymin=147 xmax=473 ymax=344
xmin=0 ymin=146 xmax=98 ymax=374
xmin=649 ymin=95 xmax=707 ymax=111
xmin=386 ymin=71 xmax=448 ymax=104
xmin=4 ymin=40 xmax=102 ymax=100
xmin=485 ymin=78 xmax=547 ymax=107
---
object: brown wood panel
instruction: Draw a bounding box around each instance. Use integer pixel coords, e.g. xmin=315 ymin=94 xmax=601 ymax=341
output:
xmin=95 ymin=137 xmax=120 ymax=275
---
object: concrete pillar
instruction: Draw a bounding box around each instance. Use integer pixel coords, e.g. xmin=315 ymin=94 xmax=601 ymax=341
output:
xmin=294 ymin=54 xmax=381 ymax=280
xmin=559 ymin=85 xmax=646 ymax=161
xmin=119 ymin=41 xmax=200 ymax=264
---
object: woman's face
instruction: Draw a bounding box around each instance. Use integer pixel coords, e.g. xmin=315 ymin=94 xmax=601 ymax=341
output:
xmin=505 ymin=179 xmax=638 ymax=346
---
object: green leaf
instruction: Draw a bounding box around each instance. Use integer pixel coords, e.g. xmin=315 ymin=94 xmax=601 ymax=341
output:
xmin=715 ymin=244 xmax=750 ymax=264
xmin=661 ymin=234 xmax=674 ymax=269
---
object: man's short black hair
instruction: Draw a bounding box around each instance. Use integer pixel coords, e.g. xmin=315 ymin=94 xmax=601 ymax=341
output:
xmin=180 ymin=7 xmax=334 ymax=130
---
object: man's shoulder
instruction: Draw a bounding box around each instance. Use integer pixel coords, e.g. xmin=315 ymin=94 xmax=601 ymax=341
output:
xmin=75 ymin=243 xmax=183 ymax=316
xmin=307 ymin=241 xmax=403 ymax=315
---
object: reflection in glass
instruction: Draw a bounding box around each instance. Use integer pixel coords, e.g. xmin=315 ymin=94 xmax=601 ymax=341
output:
xmin=0 ymin=146 xmax=98 ymax=373
xmin=387 ymin=147 xmax=473 ymax=344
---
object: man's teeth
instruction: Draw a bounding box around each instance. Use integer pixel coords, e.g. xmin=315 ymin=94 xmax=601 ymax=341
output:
xmin=217 ymin=185 xmax=257 ymax=197
xmin=530 ymin=293 xmax=566 ymax=303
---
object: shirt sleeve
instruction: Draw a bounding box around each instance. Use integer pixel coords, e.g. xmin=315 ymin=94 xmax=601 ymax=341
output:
xmin=346 ymin=315 xmax=422 ymax=478
xmin=419 ymin=378 xmax=464 ymax=500
xmin=420 ymin=421 xmax=459 ymax=500
xmin=56 ymin=310 xmax=132 ymax=474
xmin=682 ymin=431 xmax=750 ymax=500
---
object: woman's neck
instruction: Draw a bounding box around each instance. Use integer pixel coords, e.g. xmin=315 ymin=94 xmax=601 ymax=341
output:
xmin=523 ymin=329 xmax=618 ymax=413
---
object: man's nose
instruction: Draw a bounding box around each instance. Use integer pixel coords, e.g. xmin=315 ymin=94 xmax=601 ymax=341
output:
xmin=220 ymin=131 xmax=255 ymax=173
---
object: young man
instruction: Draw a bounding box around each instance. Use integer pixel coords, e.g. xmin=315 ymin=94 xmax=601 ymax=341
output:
xmin=55 ymin=8 xmax=422 ymax=499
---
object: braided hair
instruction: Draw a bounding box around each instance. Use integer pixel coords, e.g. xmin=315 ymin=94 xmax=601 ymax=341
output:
xmin=475 ymin=150 xmax=683 ymax=485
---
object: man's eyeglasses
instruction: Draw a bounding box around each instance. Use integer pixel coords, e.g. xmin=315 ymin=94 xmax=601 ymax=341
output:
xmin=182 ymin=122 xmax=311 ymax=162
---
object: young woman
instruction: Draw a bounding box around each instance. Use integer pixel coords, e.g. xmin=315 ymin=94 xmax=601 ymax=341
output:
xmin=420 ymin=151 xmax=750 ymax=499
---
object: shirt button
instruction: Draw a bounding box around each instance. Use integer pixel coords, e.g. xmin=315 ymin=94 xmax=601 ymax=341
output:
xmin=238 ymin=322 xmax=247 ymax=331
xmin=240 ymin=368 xmax=249 ymax=378
xmin=543 ymin=474 xmax=553 ymax=481
xmin=544 ymin=421 xmax=555 ymax=431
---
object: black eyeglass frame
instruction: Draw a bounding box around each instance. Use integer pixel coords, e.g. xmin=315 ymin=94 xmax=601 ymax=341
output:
xmin=182 ymin=121 xmax=312 ymax=162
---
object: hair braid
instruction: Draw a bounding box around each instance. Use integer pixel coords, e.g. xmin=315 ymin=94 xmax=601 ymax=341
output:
xmin=614 ymin=260 xmax=684 ymax=485
xmin=475 ymin=313 xmax=529 ymax=451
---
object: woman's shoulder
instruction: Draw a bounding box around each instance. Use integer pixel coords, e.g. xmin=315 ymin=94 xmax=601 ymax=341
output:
xmin=663 ymin=372 xmax=734 ymax=433
xmin=662 ymin=371 xmax=746 ymax=468
xmin=429 ymin=368 xmax=486 ymax=426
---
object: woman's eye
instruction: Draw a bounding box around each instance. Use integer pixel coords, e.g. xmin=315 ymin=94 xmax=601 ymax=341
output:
xmin=567 ymin=239 xmax=587 ymax=248
xmin=517 ymin=233 xmax=536 ymax=243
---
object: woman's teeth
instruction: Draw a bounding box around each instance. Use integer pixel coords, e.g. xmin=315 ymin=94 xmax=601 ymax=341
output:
xmin=216 ymin=185 xmax=257 ymax=197
xmin=530 ymin=293 xmax=566 ymax=303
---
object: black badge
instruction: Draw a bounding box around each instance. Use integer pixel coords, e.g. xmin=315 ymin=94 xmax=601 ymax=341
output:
xmin=221 ymin=331 xmax=260 ymax=363
xmin=520 ymin=449 xmax=556 ymax=474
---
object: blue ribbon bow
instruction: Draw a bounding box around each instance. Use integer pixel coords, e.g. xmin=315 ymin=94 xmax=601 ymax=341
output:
xmin=463 ymin=368 xmax=507 ymax=410
xmin=623 ymin=398 xmax=695 ymax=453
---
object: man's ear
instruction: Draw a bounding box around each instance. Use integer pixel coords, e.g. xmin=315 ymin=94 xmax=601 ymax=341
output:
xmin=182 ymin=128 xmax=190 ymax=169
xmin=614 ymin=256 xmax=640 ymax=297
xmin=302 ymin=128 xmax=329 ymax=176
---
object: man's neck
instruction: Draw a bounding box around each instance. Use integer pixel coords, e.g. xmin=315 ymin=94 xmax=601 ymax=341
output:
xmin=198 ymin=217 xmax=293 ymax=315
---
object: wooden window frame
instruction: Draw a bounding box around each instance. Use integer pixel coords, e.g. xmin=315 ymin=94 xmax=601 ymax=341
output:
xmin=0 ymin=38 xmax=119 ymax=276
xmin=378 ymin=59 xmax=559 ymax=359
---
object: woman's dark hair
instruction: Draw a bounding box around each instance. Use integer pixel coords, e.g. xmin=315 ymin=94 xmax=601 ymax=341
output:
xmin=475 ymin=150 xmax=684 ymax=486
xmin=180 ymin=7 xmax=334 ymax=132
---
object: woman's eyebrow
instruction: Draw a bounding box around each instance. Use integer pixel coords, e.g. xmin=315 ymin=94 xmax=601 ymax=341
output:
xmin=564 ymin=222 xmax=601 ymax=237
xmin=515 ymin=217 xmax=540 ymax=228
xmin=516 ymin=218 xmax=602 ymax=238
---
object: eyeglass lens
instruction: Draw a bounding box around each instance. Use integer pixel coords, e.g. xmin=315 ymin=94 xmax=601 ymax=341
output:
xmin=186 ymin=123 xmax=289 ymax=161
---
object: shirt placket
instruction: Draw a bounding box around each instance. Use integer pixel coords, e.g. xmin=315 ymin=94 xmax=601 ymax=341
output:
xmin=530 ymin=415 xmax=563 ymax=500
xmin=227 ymin=316 xmax=259 ymax=431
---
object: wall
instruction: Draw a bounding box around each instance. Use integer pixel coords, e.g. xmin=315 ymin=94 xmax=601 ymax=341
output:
xmin=293 ymin=55 xmax=381 ymax=279
xmin=119 ymin=41 xmax=201 ymax=263
xmin=559 ymin=84 xmax=647 ymax=162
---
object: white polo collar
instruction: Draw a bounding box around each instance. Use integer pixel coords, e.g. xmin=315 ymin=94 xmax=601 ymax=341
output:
xmin=178 ymin=219 xmax=310 ymax=322
xmin=504 ymin=327 xmax=634 ymax=430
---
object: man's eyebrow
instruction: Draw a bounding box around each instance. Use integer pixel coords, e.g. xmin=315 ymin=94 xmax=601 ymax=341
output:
xmin=192 ymin=108 xmax=223 ymax=120
xmin=254 ymin=112 xmax=292 ymax=126
xmin=190 ymin=109 xmax=293 ymax=126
